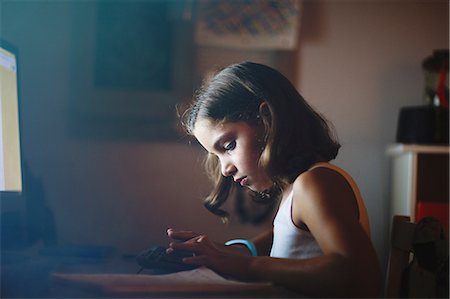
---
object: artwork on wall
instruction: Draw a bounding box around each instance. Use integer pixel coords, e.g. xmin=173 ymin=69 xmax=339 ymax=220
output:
xmin=94 ymin=1 xmax=173 ymax=91
xmin=67 ymin=1 xmax=194 ymax=141
xmin=195 ymin=0 xmax=302 ymax=50
xmin=193 ymin=0 xmax=301 ymax=87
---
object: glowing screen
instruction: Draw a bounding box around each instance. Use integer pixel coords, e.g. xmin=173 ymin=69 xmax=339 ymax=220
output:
xmin=0 ymin=46 xmax=22 ymax=192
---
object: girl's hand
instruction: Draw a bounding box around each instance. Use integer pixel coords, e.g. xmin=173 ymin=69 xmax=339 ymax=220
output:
xmin=166 ymin=229 xmax=199 ymax=242
xmin=166 ymin=229 xmax=255 ymax=281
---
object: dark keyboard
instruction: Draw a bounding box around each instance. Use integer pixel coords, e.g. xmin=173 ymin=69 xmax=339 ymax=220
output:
xmin=136 ymin=245 xmax=199 ymax=273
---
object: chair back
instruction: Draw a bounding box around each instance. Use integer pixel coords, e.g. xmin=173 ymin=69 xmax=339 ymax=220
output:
xmin=385 ymin=215 xmax=416 ymax=298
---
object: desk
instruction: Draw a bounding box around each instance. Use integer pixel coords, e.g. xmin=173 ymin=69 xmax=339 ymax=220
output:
xmin=51 ymin=268 xmax=302 ymax=298
xmin=2 ymin=246 xmax=303 ymax=298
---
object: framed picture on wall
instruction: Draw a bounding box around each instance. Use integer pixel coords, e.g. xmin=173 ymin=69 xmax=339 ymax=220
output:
xmin=68 ymin=1 xmax=194 ymax=141
xmin=195 ymin=0 xmax=301 ymax=50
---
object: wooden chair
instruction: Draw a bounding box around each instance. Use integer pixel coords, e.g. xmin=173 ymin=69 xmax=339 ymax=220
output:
xmin=385 ymin=215 xmax=417 ymax=298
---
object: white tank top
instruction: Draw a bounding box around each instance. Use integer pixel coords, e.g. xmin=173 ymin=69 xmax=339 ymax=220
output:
xmin=269 ymin=162 xmax=370 ymax=259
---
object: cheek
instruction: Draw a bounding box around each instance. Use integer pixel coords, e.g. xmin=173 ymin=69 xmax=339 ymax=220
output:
xmin=250 ymin=141 xmax=264 ymax=162
xmin=242 ymin=146 xmax=262 ymax=169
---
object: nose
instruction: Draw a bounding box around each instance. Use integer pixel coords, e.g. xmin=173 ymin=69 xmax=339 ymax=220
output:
xmin=220 ymin=159 xmax=236 ymax=177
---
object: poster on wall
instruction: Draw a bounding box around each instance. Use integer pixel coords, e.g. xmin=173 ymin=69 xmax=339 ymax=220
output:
xmin=67 ymin=1 xmax=194 ymax=141
xmin=195 ymin=0 xmax=302 ymax=50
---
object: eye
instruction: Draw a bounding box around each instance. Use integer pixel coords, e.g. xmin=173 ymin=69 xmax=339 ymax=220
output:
xmin=223 ymin=140 xmax=236 ymax=152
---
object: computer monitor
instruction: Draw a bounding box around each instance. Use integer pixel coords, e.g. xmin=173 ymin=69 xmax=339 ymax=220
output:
xmin=0 ymin=41 xmax=22 ymax=193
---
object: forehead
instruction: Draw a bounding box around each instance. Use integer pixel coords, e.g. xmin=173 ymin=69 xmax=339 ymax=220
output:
xmin=193 ymin=119 xmax=218 ymax=134
xmin=193 ymin=119 xmax=230 ymax=145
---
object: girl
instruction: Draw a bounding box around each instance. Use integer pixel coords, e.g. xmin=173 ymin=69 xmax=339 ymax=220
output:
xmin=167 ymin=62 xmax=381 ymax=297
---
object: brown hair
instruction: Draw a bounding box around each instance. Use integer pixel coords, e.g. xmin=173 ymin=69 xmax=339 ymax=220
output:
xmin=181 ymin=62 xmax=340 ymax=220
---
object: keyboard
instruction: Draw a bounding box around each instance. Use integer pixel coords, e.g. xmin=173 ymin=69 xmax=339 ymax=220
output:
xmin=136 ymin=245 xmax=199 ymax=273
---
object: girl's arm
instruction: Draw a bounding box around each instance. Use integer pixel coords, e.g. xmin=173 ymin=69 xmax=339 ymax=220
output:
xmin=251 ymin=229 xmax=273 ymax=256
xmin=170 ymin=168 xmax=381 ymax=298
xmin=167 ymin=226 xmax=273 ymax=258
xmin=167 ymin=229 xmax=253 ymax=256
xmin=248 ymin=167 xmax=382 ymax=297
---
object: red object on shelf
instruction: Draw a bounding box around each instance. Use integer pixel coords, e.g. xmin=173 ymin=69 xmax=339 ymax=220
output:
xmin=416 ymin=202 xmax=449 ymax=237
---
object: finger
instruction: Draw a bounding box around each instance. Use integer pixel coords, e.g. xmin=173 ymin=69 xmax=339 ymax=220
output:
xmin=168 ymin=239 xmax=200 ymax=252
xmin=197 ymin=235 xmax=208 ymax=243
xmin=167 ymin=229 xmax=198 ymax=241
xmin=169 ymin=234 xmax=208 ymax=253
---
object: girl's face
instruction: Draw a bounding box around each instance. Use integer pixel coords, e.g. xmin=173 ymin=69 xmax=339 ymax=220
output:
xmin=193 ymin=119 xmax=273 ymax=193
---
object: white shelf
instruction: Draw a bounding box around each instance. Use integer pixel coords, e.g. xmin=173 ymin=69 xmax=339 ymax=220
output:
xmin=387 ymin=143 xmax=449 ymax=222
xmin=386 ymin=143 xmax=450 ymax=156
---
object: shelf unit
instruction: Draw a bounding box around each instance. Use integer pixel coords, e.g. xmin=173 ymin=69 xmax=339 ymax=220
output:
xmin=386 ymin=144 xmax=449 ymax=233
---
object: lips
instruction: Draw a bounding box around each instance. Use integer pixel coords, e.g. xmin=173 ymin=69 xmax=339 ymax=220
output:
xmin=234 ymin=177 xmax=248 ymax=187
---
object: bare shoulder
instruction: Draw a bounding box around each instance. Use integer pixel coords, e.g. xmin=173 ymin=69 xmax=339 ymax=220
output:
xmin=292 ymin=166 xmax=353 ymax=198
xmin=291 ymin=166 xmax=359 ymax=226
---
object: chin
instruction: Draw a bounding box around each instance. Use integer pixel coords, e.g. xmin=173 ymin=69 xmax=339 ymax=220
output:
xmin=246 ymin=186 xmax=258 ymax=192
xmin=248 ymin=185 xmax=270 ymax=193
xmin=245 ymin=179 xmax=273 ymax=193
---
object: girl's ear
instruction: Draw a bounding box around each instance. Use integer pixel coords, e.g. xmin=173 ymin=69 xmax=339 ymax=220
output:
xmin=258 ymin=101 xmax=272 ymax=123
xmin=257 ymin=101 xmax=272 ymax=145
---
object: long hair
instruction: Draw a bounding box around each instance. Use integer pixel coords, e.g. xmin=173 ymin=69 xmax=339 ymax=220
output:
xmin=180 ymin=62 xmax=340 ymax=220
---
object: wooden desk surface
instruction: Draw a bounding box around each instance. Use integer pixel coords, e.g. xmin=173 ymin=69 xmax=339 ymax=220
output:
xmin=51 ymin=267 xmax=303 ymax=298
